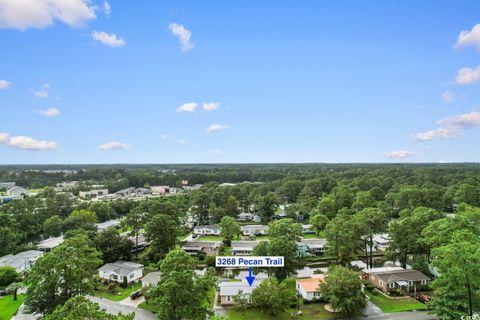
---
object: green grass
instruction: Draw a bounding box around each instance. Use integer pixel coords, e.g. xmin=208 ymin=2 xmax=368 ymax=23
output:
xmin=366 ymin=290 xmax=426 ymax=312
xmin=302 ymin=232 xmax=326 ymax=239
xmin=0 ymin=294 xmax=25 ymax=320
xmin=227 ymin=303 xmax=337 ymax=320
xmin=94 ymin=282 xmax=142 ymax=301
xmin=28 ymin=188 xmax=46 ymax=193
xmin=139 ymin=301 xmax=160 ymax=313
xmin=197 ymin=235 xmax=223 ymax=241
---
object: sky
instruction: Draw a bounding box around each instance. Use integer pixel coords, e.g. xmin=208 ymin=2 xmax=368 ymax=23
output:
xmin=1 ymin=0 xmax=480 ymax=164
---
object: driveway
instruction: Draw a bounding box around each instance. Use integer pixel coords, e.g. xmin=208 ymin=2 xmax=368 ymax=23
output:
xmin=87 ymin=296 xmax=157 ymax=320
xmin=120 ymin=295 xmax=146 ymax=307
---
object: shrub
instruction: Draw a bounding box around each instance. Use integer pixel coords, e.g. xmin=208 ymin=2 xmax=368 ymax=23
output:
xmin=0 ymin=267 xmax=18 ymax=286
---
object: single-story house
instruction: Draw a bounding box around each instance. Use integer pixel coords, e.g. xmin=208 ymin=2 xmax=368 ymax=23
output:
xmin=98 ymin=261 xmax=144 ymax=283
xmin=96 ymin=219 xmax=121 ymax=231
xmin=37 ymin=236 xmax=64 ymax=252
xmin=236 ymin=212 xmax=261 ymax=223
xmin=272 ymin=211 xmax=287 ymax=219
xmin=301 ymin=224 xmax=314 ymax=234
xmin=297 ymin=239 xmax=326 ymax=256
xmin=141 ymin=271 xmax=161 ymax=287
xmin=231 ymin=241 xmax=260 ymax=256
xmin=240 ymin=225 xmax=268 ymax=237
xmin=181 ymin=241 xmax=221 ymax=256
xmin=7 ymin=186 xmax=30 ymax=197
xmin=363 ymin=267 xmax=430 ymax=294
xmin=135 ymin=188 xmax=152 ymax=196
xmin=151 ymin=186 xmax=169 ymax=194
xmin=0 ymin=250 xmax=44 ymax=273
xmin=371 ymin=233 xmax=390 ymax=251
xmin=123 ymin=233 xmax=149 ymax=251
xmin=79 ymin=189 xmax=109 ymax=199
xmin=193 ymin=225 xmax=221 ymax=236
xmin=218 ymin=280 xmax=260 ymax=306
xmin=296 ymin=275 xmax=325 ymax=301
xmin=115 ymin=187 xmax=136 ymax=196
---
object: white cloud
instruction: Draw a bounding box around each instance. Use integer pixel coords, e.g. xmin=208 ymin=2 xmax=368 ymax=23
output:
xmin=207 ymin=124 xmax=228 ymax=133
xmin=34 ymin=83 xmax=50 ymax=98
xmin=437 ymin=111 xmax=480 ymax=129
xmin=177 ymin=139 xmax=187 ymax=144
xmin=0 ymin=132 xmax=58 ymax=150
xmin=0 ymin=79 xmax=11 ymax=89
xmin=156 ymin=134 xmax=172 ymax=140
xmin=455 ymin=66 xmax=480 ymax=85
xmin=91 ymin=30 xmax=125 ymax=47
xmin=176 ymin=102 xmax=197 ymax=113
xmin=0 ymin=0 xmax=97 ymax=30
xmin=441 ymin=90 xmax=455 ymax=103
xmin=455 ymin=24 xmax=480 ymax=50
xmin=38 ymin=107 xmax=60 ymax=117
xmin=414 ymin=127 xmax=459 ymax=141
xmin=386 ymin=150 xmax=416 ymax=159
xmin=211 ymin=149 xmax=221 ymax=155
xmin=414 ymin=111 xmax=480 ymax=141
xmin=168 ymin=23 xmax=194 ymax=52
xmin=98 ymin=141 xmax=130 ymax=150
xmin=203 ymin=102 xmax=220 ymax=112
xmin=103 ymin=1 xmax=110 ymax=16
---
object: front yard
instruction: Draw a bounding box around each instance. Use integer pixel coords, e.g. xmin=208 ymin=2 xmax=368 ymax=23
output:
xmin=94 ymin=282 xmax=142 ymax=301
xmin=227 ymin=303 xmax=337 ymax=320
xmin=0 ymin=294 xmax=25 ymax=320
xmin=365 ymin=290 xmax=426 ymax=312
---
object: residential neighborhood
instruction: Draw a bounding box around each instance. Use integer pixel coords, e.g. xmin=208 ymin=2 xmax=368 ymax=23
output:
xmin=1 ymin=1 xmax=479 ymax=320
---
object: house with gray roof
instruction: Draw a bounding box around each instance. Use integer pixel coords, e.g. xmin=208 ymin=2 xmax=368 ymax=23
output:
xmin=193 ymin=225 xmax=221 ymax=236
xmin=0 ymin=250 xmax=44 ymax=273
xmin=37 ymin=235 xmax=64 ymax=252
xmin=218 ymin=279 xmax=261 ymax=306
xmin=98 ymin=261 xmax=144 ymax=283
xmin=181 ymin=241 xmax=221 ymax=256
xmin=7 ymin=186 xmax=29 ymax=197
xmin=240 ymin=225 xmax=268 ymax=237
xmin=141 ymin=271 xmax=161 ymax=287
xmin=363 ymin=267 xmax=430 ymax=294
xmin=231 ymin=240 xmax=260 ymax=256
xmin=96 ymin=219 xmax=121 ymax=231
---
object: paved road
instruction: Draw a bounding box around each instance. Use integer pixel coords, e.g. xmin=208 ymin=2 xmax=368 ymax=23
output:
xmin=344 ymin=311 xmax=437 ymax=320
xmin=87 ymin=296 xmax=157 ymax=320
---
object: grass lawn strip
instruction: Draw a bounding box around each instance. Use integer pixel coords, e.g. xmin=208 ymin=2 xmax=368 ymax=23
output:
xmin=0 ymin=294 xmax=25 ymax=320
xmin=365 ymin=290 xmax=426 ymax=312
xmin=95 ymin=282 xmax=142 ymax=301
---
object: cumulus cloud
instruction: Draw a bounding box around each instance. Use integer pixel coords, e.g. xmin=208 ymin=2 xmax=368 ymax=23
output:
xmin=91 ymin=30 xmax=125 ymax=47
xmin=156 ymin=134 xmax=172 ymax=140
xmin=455 ymin=66 xmax=480 ymax=85
xmin=0 ymin=79 xmax=11 ymax=89
xmin=0 ymin=132 xmax=58 ymax=150
xmin=455 ymin=24 xmax=480 ymax=50
xmin=34 ymin=83 xmax=50 ymax=98
xmin=103 ymin=1 xmax=110 ymax=16
xmin=207 ymin=124 xmax=228 ymax=133
xmin=177 ymin=139 xmax=187 ymax=144
xmin=441 ymin=90 xmax=455 ymax=103
xmin=203 ymin=102 xmax=220 ymax=112
xmin=98 ymin=141 xmax=130 ymax=150
xmin=176 ymin=102 xmax=197 ymax=113
xmin=414 ymin=111 xmax=480 ymax=141
xmin=211 ymin=149 xmax=221 ymax=155
xmin=0 ymin=0 xmax=97 ymax=30
xmin=386 ymin=150 xmax=416 ymax=159
xmin=168 ymin=23 xmax=194 ymax=52
xmin=38 ymin=107 xmax=60 ymax=117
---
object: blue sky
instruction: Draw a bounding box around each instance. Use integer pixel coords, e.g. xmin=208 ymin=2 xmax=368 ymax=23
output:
xmin=1 ymin=0 xmax=480 ymax=164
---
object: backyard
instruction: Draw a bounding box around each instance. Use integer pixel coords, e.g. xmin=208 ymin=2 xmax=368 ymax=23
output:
xmin=365 ymin=290 xmax=427 ymax=312
xmin=0 ymin=295 xmax=25 ymax=320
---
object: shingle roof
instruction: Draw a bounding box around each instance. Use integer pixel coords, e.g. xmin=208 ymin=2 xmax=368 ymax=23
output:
xmin=218 ymin=280 xmax=260 ymax=296
xmin=98 ymin=261 xmax=144 ymax=277
xmin=366 ymin=268 xmax=430 ymax=283
xmin=296 ymin=275 xmax=325 ymax=292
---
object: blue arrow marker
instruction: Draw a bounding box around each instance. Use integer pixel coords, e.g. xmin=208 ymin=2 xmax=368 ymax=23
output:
xmin=246 ymin=267 xmax=255 ymax=286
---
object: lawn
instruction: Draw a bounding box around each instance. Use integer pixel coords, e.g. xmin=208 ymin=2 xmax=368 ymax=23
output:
xmin=197 ymin=235 xmax=223 ymax=241
xmin=139 ymin=301 xmax=160 ymax=313
xmin=0 ymin=294 xmax=25 ymax=320
xmin=227 ymin=303 xmax=337 ymax=320
xmin=366 ymin=290 xmax=426 ymax=312
xmin=302 ymin=232 xmax=325 ymax=239
xmin=94 ymin=282 xmax=142 ymax=301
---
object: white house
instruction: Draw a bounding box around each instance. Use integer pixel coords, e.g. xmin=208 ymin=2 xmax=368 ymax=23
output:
xmin=193 ymin=225 xmax=221 ymax=236
xmin=236 ymin=212 xmax=261 ymax=223
xmin=37 ymin=236 xmax=64 ymax=252
xmin=240 ymin=225 xmax=268 ymax=237
xmin=98 ymin=261 xmax=144 ymax=283
xmin=0 ymin=250 xmax=44 ymax=273
xmin=141 ymin=271 xmax=161 ymax=287
xmin=95 ymin=219 xmax=121 ymax=231
xmin=231 ymin=241 xmax=260 ymax=256
xmin=7 ymin=186 xmax=29 ymax=197
xmin=0 ymin=182 xmax=16 ymax=189
xmin=79 ymin=189 xmax=109 ymax=199
xmin=218 ymin=279 xmax=260 ymax=306
xmin=296 ymin=275 xmax=325 ymax=301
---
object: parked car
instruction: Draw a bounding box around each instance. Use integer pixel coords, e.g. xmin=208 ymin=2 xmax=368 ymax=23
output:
xmin=130 ymin=290 xmax=143 ymax=300
xmin=416 ymin=294 xmax=430 ymax=304
xmin=0 ymin=289 xmax=8 ymax=296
